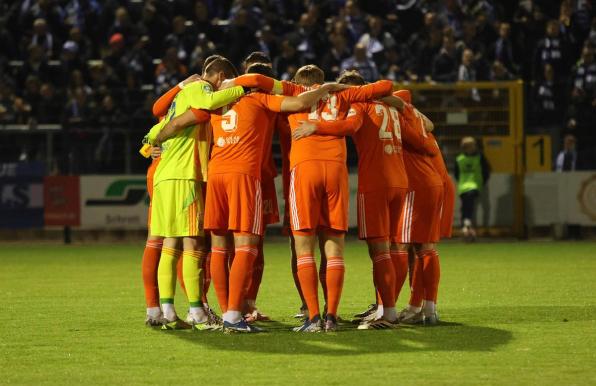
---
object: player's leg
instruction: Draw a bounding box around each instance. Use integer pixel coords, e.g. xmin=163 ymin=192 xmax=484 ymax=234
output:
xmin=290 ymin=162 xmax=324 ymax=331
xmin=460 ymin=189 xmax=478 ymax=241
xmin=142 ymin=233 xmax=163 ymax=325
xmin=210 ymin=231 xmax=231 ymax=315
xmin=416 ymin=242 xmax=440 ymax=324
xmin=182 ymin=235 xmax=210 ymax=328
xmin=157 ymin=236 xmax=190 ymax=328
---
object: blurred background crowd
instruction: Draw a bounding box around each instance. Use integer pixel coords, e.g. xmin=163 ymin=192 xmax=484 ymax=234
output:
xmin=0 ymin=0 xmax=594 ymax=173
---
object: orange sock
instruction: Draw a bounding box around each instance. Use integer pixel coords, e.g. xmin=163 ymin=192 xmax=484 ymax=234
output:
xmin=173 ymin=249 xmax=185 ymax=295
xmin=372 ymin=251 xmax=395 ymax=308
xmin=296 ymin=254 xmax=320 ymax=319
xmin=210 ymin=247 xmax=230 ymax=313
xmin=228 ymin=245 xmax=258 ymax=312
xmin=391 ymin=250 xmax=409 ymax=301
xmin=408 ymin=252 xmax=425 ymax=308
xmin=201 ymin=252 xmax=211 ymax=304
xmin=422 ymin=249 xmax=440 ymax=303
xmin=142 ymin=240 xmax=162 ymax=307
xmin=325 ymin=256 xmax=345 ymax=317
xmin=245 ymin=242 xmax=264 ymax=302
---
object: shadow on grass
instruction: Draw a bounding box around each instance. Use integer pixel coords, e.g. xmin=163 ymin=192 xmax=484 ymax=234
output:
xmin=162 ymin=319 xmax=513 ymax=356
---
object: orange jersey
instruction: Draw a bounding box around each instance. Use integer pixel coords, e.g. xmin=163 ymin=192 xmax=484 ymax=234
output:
xmin=209 ymin=92 xmax=285 ymax=179
xmin=287 ymin=80 xmax=393 ymax=168
xmin=351 ymin=101 xmax=408 ymax=191
xmin=261 ymin=114 xmax=278 ymax=182
xmin=399 ymin=103 xmax=442 ymax=189
xmin=427 ymin=133 xmax=449 ymax=181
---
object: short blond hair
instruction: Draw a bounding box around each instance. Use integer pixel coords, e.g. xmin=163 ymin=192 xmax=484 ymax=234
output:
xmin=293 ymin=65 xmax=325 ymax=86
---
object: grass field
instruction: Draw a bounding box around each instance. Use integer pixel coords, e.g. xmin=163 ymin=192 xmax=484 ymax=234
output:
xmin=1 ymin=240 xmax=595 ymax=385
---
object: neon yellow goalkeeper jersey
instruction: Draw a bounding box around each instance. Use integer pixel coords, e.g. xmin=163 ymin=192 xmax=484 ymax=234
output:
xmin=146 ymin=81 xmax=245 ymax=184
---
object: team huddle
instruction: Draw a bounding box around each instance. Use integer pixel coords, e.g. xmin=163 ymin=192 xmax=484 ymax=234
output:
xmin=139 ymin=51 xmax=455 ymax=333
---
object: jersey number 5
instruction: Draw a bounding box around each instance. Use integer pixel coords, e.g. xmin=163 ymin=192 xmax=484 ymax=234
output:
xmin=221 ymin=108 xmax=238 ymax=132
xmin=375 ymin=104 xmax=401 ymax=141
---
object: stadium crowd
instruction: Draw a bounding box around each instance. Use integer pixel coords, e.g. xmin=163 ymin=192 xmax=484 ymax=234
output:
xmin=0 ymin=0 xmax=595 ymax=171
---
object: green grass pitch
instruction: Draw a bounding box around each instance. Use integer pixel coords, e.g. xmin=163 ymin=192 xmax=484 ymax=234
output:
xmin=1 ymin=240 xmax=595 ymax=385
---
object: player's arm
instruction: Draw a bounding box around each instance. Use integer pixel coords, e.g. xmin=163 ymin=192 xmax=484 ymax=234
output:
xmin=292 ymin=105 xmax=364 ymax=140
xmin=153 ymin=109 xmax=210 ymax=146
xmin=152 ymin=74 xmax=201 ymax=117
xmin=187 ymin=82 xmax=246 ymax=110
xmin=341 ymin=79 xmax=394 ymax=103
xmin=261 ymin=83 xmax=350 ymax=112
xmin=400 ymin=104 xmax=435 ymax=153
xmin=379 ymin=95 xmax=405 ymax=112
xmin=223 ymin=74 xmax=285 ymax=95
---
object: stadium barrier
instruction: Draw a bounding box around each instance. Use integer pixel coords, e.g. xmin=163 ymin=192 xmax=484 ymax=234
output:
xmin=2 ymin=167 xmax=595 ymax=235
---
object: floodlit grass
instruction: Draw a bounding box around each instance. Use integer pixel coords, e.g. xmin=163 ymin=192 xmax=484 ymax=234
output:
xmin=1 ymin=240 xmax=595 ymax=385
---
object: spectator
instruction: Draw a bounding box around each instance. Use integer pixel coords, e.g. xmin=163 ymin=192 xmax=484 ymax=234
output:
xmin=492 ymin=22 xmax=519 ymax=75
xmin=224 ymin=8 xmax=258 ymax=65
xmin=490 ymin=60 xmax=513 ymax=81
xmin=19 ymin=44 xmax=52 ymax=86
xmin=138 ymin=3 xmax=169 ymax=57
xmin=254 ymin=25 xmax=278 ymax=60
xmin=555 ymin=134 xmax=578 ymax=171
xmin=343 ymin=0 xmax=367 ymax=39
xmin=458 ymin=48 xmax=481 ymax=101
xmin=164 ymin=16 xmax=196 ymax=64
xmin=228 ymin=0 xmax=263 ymax=33
xmin=103 ymin=33 xmax=127 ymax=82
xmin=68 ymin=26 xmax=93 ymax=61
xmin=357 ymin=16 xmax=396 ymax=68
xmin=533 ymin=20 xmax=567 ymax=81
xmin=274 ymin=39 xmax=303 ymax=80
xmin=30 ymin=18 xmax=55 ymax=59
xmin=62 ymin=87 xmax=93 ymax=129
xmin=432 ymin=35 xmax=458 ymax=82
xmin=567 ymin=45 xmax=596 ymax=135
xmin=155 ymin=47 xmax=188 ymax=95
xmin=341 ymin=43 xmax=379 ymax=82
xmin=454 ymin=136 xmax=490 ymax=242
xmin=123 ymin=35 xmax=153 ymax=83
xmin=321 ymin=34 xmax=351 ymax=80
xmin=36 ymin=82 xmax=62 ymax=123
xmin=534 ymin=63 xmax=561 ymax=125
xmin=96 ymin=95 xmax=122 ymax=172
xmin=108 ymin=7 xmax=138 ymax=46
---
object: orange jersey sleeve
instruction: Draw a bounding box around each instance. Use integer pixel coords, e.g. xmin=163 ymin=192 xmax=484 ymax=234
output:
xmin=251 ymin=93 xmax=285 ymax=112
xmin=233 ymin=74 xmax=275 ymax=92
xmin=190 ymin=108 xmax=211 ymax=123
xmin=282 ymin=81 xmax=307 ymax=96
xmin=337 ymin=80 xmax=393 ymax=105
xmin=153 ymin=84 xmax=181 ymax=117
xmin=314 ymin=104 xmax=364 ymax=136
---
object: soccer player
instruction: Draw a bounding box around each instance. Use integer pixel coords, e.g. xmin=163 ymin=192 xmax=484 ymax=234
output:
xmin=284 ymin=65 xmax=394 ymax=332
xmin=393 ymin=89 xmax=443 ymax=325
xmin=140 ymin=73 xmax=201 ymax=326
xmin=144 ymin=57 xmax=250 ymax=329
xmin=291 ymin=70 xmax=407 ymax=329
xmin=428 ymin=133 xmax=456 ymax=240
xmin=200 ymin=81 xmax=348 ymax=332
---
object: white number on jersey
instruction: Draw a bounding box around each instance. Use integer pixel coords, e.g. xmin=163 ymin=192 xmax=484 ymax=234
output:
xmin=221 ymin=107 xmax=238 ymax=132
xmin=307 ymin=95 xmax=338 ymax=121
xmin=375 ymin=104 xmax=401 ymax=141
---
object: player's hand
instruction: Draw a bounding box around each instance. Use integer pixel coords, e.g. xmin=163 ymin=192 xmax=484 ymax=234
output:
xmin=181 ymin=74 xmax=201 ymax=87
xmin=292 ymin=121 xmax=317 ymax=140
xmin=321 ymin=82 xmax=350 ymax=93
xmin=219 ymin=78 xmax=236 ymax=90
xmin=150 ymin=146 xmax=162 ymax=159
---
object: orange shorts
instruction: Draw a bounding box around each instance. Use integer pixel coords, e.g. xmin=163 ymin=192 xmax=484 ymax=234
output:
xmin=204 ymin=173 xmax=263 ymax=236
xmin=397 ymin=185 xmax=443 ymax=244
xmin=261 ymin=177 xmax=279 ymax=226
xmin=358 ymin=187 xmax=407 ymax=240
xmin=146 ymin=158 xmax=160 ymax=228
xmin=440 ymin=178 xmax=456 ymax=238
xmin=289 ymin=160 xmax=348 ymax=233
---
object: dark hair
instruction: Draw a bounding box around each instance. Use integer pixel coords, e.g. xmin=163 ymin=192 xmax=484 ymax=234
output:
xmin=337 ymin=70 xmax=365 ymax=85
xmin=246 ymin=63 xmax=274 ymax=78
xmin=293 ymin=64 xmax=325 ymax=86
xmin=202 ymin=54 xmax=225 ymax=72
xmin=243 ymin=51 xmax=271 ymax=69
xmin=203 ymin=57 xmax=239 ymax=78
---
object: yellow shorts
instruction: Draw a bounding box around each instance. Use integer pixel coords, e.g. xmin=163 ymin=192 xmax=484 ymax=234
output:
xmin=151 ymin=179 xmax=204 ymax=238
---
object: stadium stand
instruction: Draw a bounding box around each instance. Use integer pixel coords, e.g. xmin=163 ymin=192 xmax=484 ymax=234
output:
xmin=0 ymin=0 xmax=594 ymax=173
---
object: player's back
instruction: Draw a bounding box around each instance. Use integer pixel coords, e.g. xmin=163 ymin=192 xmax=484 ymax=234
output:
xmin=209 ymin=93 xmax=275 ymax=179
xmin=352 ymin=101 xmax=409 ymax=192
xmin=399 ymin=106 xmax=442 ymax=189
